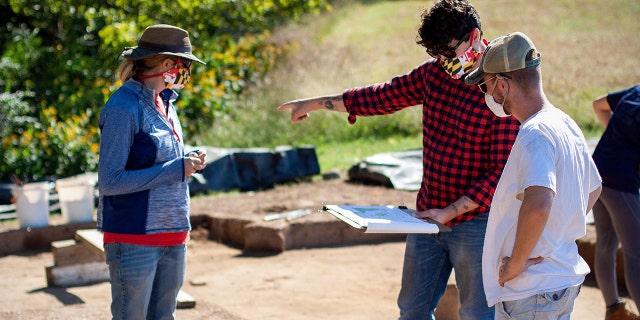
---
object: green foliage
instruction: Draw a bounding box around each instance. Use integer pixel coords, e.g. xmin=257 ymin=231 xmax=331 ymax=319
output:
xmin=6 ymin=0 xmax=635 ymax=182
xmin=0 ymin=0 xmax=331 ymax=181
xmin=200 ymin=0 xmax=640 ymax=158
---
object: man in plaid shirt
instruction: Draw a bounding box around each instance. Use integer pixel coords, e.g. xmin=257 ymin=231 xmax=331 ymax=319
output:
xmin=278 ymin=1 xmax=518 ymax=319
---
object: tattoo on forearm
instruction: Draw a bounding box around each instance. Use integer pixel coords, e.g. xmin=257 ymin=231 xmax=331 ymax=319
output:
xmin=322 ymin=96 xmax=341 ymax=110
xmin=458 ymin=196 xmax=476 ymax=214
xmin=323 ymin=100 xmax=335 ymax=110
xmin=451 ymin=203 xmax=459 ymax=215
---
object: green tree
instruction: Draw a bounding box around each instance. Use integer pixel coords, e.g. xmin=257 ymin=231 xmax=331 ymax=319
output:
xmin=0 ymin=0 xmax=330 ymax=181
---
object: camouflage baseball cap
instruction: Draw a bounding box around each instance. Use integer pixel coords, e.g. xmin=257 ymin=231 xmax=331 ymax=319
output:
xmin=465 ymin=32 xmax=540 ymax=85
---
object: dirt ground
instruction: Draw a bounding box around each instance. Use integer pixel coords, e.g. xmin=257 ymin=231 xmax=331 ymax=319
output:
xmin=0 ymin=179 xmax=636 ymax=319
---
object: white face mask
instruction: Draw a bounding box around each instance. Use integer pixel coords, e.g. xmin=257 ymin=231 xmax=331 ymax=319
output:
xmin=485 ymin=77 xmax=510 ymax=117
xmin=485 ymin=93 xmax=509 ymax=117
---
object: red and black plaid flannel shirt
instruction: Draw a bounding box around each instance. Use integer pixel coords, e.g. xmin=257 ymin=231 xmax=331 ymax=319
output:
xmin=343 ymin=59 xmax=519 ymax=226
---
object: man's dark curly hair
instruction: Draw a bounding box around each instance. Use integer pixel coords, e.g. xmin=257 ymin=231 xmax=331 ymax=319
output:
xmin=416 ymin=0 xmax=482 ymax=56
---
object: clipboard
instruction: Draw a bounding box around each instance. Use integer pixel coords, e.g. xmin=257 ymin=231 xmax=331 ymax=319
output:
xmin=323 ymin=205 xmax=451 ymax=234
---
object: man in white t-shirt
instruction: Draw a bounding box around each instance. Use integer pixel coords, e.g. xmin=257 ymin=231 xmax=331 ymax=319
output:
xmin=465 ymin=32 xmax=602 ymax=319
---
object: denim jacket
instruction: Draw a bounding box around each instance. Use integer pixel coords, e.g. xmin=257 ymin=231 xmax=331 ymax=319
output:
xmin=97 ymin=79 xmax=190 ymax=234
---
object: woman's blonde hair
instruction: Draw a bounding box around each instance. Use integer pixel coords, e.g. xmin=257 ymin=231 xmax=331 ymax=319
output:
xmin=117 ymin=54 xmax=173 ymax=83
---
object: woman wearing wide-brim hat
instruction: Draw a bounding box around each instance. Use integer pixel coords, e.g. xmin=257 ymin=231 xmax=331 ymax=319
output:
xmin=97 ymin=24 xmax=207 ymax=320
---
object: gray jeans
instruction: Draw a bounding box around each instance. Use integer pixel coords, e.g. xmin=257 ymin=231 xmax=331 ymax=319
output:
xmin=593 ymin=186 xmax=640 ymax=308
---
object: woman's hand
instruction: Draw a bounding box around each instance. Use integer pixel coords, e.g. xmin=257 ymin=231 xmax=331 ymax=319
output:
xmin=184 ymin=150 xmax=207 ymax=177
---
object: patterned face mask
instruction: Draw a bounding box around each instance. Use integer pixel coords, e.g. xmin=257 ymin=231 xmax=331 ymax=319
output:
xmin=162 ymin=67 xmax=191 ymax=90
xmin=440 ymin=44 xmax=483 ymax=79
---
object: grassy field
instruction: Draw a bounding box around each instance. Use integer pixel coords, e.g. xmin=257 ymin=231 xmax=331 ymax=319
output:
xmin=196 ymin=0 xmax=640 ymax=172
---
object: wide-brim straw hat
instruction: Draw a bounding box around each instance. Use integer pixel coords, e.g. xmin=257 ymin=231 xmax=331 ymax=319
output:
xmin=122 ymin=24 xmax=205 ymax=65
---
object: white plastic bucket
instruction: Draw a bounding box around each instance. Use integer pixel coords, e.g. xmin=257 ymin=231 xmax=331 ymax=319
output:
xmin=55 ymin=174 xmax=96 ymax=223
xmin=10 ymin=182 xmax=52 ymax=229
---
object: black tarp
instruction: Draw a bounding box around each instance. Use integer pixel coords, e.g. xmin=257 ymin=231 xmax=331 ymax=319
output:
xmin=347 ymin=149 xmax=422 ymax=191
xmin=187 ymin=145 xmax=321 ymax=194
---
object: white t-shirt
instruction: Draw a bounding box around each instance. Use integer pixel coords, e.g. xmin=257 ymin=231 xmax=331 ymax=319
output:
xmin=482 ymin=107 xmax=602 ymax=307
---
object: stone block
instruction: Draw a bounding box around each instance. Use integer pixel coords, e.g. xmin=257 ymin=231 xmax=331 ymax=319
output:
xmin=46 ymin=261 xmax=109 ymax=287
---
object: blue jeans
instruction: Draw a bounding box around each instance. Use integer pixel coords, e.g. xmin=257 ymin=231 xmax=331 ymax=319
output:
xmin=398 ymin=213 xmax=493 ymax=320
xmin=495 ymin=285 xmax=581 ymax=320
xmin=105 ymin=242 xmax=187 ymax=320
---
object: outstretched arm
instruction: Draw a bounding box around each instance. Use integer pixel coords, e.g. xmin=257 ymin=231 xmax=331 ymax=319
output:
xmin=277 ymin=94 xmax=346 ymax=123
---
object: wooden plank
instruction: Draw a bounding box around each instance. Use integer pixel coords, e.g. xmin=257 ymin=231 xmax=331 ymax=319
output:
xmin=177 ymin=289 xmax=196 ymax=309
xmin=0 ymin=212 xmax=17 ymax=220
xmin=52 ymin=239 xmax=104 ymax=267
xmin=0 ymin=204 xmax=16 ymax=214
xmin=75 ymin=228 xmax=105 ymax=258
